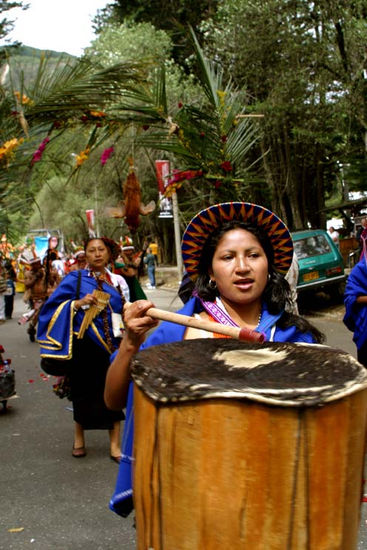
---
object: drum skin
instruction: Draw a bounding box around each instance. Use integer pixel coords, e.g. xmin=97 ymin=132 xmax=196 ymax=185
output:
xmin=132 ymin=339 xmax=367 ymax=550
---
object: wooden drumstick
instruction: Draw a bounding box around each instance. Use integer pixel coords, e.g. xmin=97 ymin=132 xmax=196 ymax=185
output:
xmin=126 ymin=303 xmax=265 ymax=343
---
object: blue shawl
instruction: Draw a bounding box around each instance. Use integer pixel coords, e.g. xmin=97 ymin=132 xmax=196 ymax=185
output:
xmin=109 ymin=296 xmax=316 ymax=516
xmin=37 ymin=270 xmax=125 ymax=356
xmin=343 ymin=260 xmax=367 ymax=350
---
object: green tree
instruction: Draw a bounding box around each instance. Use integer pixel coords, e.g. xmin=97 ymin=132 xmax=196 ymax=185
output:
xmin=202 ymin=0 xmax=367 ymax=229
xmin=92 ymin=0 xmax=218 ymax=67
xmin=0 ymin=1 xmax=28 ymax=50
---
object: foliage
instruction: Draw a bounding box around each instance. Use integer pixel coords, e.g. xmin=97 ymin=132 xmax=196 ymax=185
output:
xmin=0 ymin=1 xmax=28 ymax=43
xmin=92 ymin=0 xmax=219 ymax=67
xmin=200 ymin=0 xmax=367 ymax=228
xmin=86 ymin=22 xmax=172 ymax=67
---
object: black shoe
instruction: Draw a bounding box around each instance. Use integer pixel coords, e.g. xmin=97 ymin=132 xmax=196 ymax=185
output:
xmin=28 ymin=327 xmax=36 ymax=342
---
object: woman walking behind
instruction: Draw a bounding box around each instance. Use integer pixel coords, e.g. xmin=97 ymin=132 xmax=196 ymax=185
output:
xmin=37 ymin=237 xmax=129 ymax=462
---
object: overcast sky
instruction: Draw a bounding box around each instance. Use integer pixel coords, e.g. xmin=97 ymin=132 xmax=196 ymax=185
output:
xmin=1 ymin=0 xmax=110 ymax=56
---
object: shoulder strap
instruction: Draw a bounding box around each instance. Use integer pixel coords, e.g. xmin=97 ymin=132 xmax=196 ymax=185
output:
xmin=76 ymin=270 xmax=82 ymax=299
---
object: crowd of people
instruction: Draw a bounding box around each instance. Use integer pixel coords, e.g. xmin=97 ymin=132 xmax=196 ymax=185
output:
xmin=0 ymin=235 xmax=157 ymax=331
xmin=1 ymin=233 xmax=158 ymax=463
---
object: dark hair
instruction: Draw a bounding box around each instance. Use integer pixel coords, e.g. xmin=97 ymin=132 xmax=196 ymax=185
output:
xmin=84 ymin=237 xmax=120 ymax=262
xmin=187 ymin=220 xmax=324 ymax=343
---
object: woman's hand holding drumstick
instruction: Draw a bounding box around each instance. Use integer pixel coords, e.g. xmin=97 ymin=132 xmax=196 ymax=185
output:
xmin=144 ymin=306 xmax=265 ymax=343
xmin=123 ymin=300 xmax=265 ymax=343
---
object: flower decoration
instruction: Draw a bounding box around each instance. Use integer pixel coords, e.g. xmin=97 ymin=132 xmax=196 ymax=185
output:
xmin=0 ymin=138 xmax=24 ymax=166
xmin=220 ymin=161 xmax=233 ymax=173
xmin=100 ymin=146 xmax=114 ymax=166
xmin=31 ymin=137 xmax=50 ymax=165
xmin=164 ymin=169 xmax=204 ymax=197
xmin=75 ymin=147 xmax=90 ymax=167
xmin=90 ymin=110 xmax=106 ymax=118
xmin=14 ymin=91 xmax=33 ymax=105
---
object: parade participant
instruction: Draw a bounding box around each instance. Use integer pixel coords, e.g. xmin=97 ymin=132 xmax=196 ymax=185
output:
xmin=343 ymin=232 xmax=367 ymax=366
xmin=24 ymin=257 xmax=48 ymax=341
xmin=69 ymin=249 xmax=87 ymax=272
xmin=114 ymin=237 xmax=146 ymax=301
xmin=0 ymin=261 xmax=6 ymax=324
xmin=4 ymin=261 xmax=16 ymax=319
xmin=105 ymin=202 xmax=324 ymax=516
xmin=37 ymin=237 xmax=130 ymax=461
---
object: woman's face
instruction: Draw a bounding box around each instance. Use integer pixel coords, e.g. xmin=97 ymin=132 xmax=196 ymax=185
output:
xmin=209 ymin=228 xmax=269 ymax=308
xmin=85 ymin=239 xmax=110 ymax=271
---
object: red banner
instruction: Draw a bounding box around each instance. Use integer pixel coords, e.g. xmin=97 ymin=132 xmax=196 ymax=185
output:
xmin=155 ymin=160 xmax=170 ymax=194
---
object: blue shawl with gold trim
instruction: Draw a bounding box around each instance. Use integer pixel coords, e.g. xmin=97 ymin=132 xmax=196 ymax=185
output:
xmin=37 ymin=270 xmax=125 ymax=357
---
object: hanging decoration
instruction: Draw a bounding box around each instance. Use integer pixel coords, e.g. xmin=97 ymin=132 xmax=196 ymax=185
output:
xmin=105 ymin=157 xmax=155 ymax=233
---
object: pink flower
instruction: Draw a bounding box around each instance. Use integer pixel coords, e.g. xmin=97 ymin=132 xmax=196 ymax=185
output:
xmin=31 ymin=137 xmax=50 ymax=165
xmin=100 ymin=146 xmax=114 ymax=166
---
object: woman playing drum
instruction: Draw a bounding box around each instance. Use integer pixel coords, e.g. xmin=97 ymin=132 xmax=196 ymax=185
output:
xmin=105 ymin=202 xmax=324 ymax=515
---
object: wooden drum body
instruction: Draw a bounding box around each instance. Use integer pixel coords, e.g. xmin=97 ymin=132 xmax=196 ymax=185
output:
xmin=131 ymin=340 xmax=367 ymax=550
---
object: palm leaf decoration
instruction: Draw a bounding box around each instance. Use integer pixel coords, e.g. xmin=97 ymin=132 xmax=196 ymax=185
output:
xmin=0 ymin=30 xmax=263 ymax=228
xmin=128 ymin=27 xmax=263 ymax=199
xmin=0 ymin=51 xmax=149 ymax=198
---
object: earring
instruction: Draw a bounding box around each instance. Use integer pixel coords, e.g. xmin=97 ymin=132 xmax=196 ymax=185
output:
xmin=267 ymin=273 xmax=271 ymax=281
xmin=209 ymin=278 xmax=217 ymax=289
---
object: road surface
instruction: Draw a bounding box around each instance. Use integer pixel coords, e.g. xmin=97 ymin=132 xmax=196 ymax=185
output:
xmin=1 ymin=289 xmax=366 ymax=549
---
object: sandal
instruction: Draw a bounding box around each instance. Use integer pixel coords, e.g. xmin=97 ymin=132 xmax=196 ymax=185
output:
xmin=72 ymin=446 xmax=86 ymax=458
xmin=110 ymin=455 xmax=121 ymax=464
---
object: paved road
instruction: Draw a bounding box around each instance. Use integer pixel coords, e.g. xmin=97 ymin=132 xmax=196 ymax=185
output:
xmin=1 ymin=290 xmax=366 ymax=549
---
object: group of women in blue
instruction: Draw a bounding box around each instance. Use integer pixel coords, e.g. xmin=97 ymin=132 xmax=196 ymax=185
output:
xmin=105 ymin=201 xmax=324 ymax=517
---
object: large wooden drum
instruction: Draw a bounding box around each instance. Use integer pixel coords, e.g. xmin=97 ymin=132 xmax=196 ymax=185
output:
xmin=131 ymin=339 xmax=367 ymax=550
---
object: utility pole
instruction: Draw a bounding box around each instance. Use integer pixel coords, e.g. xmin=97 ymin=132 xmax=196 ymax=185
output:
xmin=171 ymin=190 xmax=183 ymax=281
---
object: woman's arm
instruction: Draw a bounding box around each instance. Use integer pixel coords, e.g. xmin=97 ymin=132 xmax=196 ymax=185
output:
xmin=104 ymin=300 xmax=159 ymax=411
xmin=356 ymin=295 xmax=367 ymax=304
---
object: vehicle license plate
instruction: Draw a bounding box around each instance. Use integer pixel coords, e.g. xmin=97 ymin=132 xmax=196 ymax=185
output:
xmin=303 ymin=271 xmax=319 ymax=282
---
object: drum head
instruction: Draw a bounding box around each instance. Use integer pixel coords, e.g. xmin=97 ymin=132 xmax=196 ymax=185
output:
xmin=132 ymin=339 xmax=367 ymax=407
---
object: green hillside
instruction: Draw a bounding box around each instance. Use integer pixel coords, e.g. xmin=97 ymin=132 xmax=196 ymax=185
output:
xmin=1 ymin=44 xmax=76 ymax=88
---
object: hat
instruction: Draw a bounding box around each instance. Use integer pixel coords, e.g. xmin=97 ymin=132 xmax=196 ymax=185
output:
xmin=74 ymin=249 xmax=86 ymax=259
xmin=120 ymin=236 xmax=134 ymax=251
xmin=181 ymin=202 xmax=294 ymax=280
